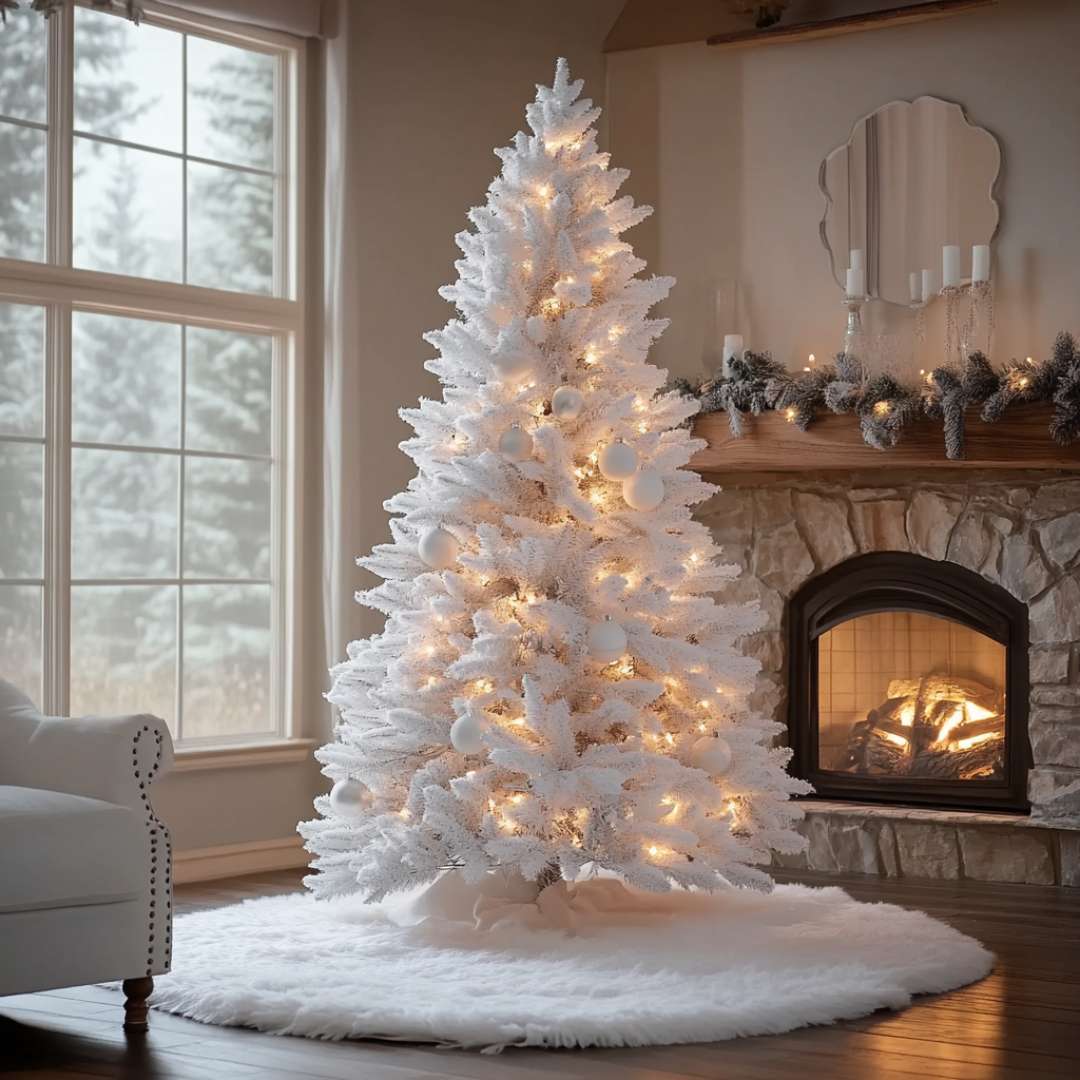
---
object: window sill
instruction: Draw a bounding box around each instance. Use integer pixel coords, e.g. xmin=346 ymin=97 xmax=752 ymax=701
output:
xmin=172 ymin=738 xmax=319 ymax=773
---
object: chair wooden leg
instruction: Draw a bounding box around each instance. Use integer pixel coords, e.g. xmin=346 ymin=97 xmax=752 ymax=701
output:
xmin=122 ymin=976 xmax=153 ymax=1029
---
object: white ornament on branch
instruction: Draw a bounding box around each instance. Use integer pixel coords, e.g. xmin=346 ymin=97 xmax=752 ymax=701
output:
xmin=328 ymin=777 xmax=372 ymax=820
xmin=498 ymin=423 xmax=533 ymax=461
xmin=551 ymin=385 xmax=585 ymax=421
xmin=586 ymin=615 xmax=628 ymax=663
xmin=417 ymin=525 xmax=459 ymax=570
xmin=490 ymin=348 xmax=532 ymax=381
xmin=450 ymin=714 xmax=487 ymax=755
xmin=598 ymin=439 xmax=638 ymax=480
xmin=690 ymin=735 xmax=733 ymax=776
xmin=622 ymin=469 xmax=665 ymax=511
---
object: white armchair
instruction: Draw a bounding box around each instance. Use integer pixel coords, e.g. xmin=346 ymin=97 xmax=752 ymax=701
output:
xmin=0 ymin=680 xmax=173 ymax=1028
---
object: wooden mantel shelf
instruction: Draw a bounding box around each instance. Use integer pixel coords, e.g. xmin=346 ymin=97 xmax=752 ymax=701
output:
xmin=689 ymin=404 xmax=1080 ymax=473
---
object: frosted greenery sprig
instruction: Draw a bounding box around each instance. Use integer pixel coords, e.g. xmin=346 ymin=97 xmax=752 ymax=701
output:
xmin=676 ymin=330 xmax=1080 ymax=459
xmin=0 ymin=1 xmax=142 ymax=25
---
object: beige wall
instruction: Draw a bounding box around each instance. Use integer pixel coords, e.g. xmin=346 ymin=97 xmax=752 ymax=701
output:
xmin=607 ymin=0 xmax=1080 ymax=383
xmin=162 ymin=0 xmax=623 ymax=855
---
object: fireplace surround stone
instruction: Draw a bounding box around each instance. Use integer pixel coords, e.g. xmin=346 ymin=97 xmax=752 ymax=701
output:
xmin=696 ymin=470 xmax=1080 ymax=885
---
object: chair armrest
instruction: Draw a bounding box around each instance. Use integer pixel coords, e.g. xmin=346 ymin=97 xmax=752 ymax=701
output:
xmin=2 ymin=697 xmax=173 ymax=810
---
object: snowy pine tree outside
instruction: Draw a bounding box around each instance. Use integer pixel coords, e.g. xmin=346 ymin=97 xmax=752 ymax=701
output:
xmin=300 ymin=60 xmax=808 ymax=902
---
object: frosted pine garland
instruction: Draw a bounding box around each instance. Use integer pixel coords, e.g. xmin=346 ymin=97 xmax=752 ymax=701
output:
xmin=299 ymin=60 xmax=808 ymax=902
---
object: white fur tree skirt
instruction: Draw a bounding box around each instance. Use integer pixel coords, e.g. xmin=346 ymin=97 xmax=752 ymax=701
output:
xmin=151 ymin=872 xmax=992 ymax=1051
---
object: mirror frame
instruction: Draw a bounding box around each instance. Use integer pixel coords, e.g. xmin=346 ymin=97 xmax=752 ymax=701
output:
xmin=818 ymin=96 xmax=1002 ymax=306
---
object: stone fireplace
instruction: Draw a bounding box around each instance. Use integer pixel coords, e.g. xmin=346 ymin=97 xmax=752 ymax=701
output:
xmin=696 ymin=470 xmax=1080 ymax=886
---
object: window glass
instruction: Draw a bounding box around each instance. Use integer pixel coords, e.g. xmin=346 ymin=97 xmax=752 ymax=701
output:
xmin=0 ymin=442 xmax=43 ymax=579
xmin=187 ymin=37 xmax=275 ymax=169
xmin=0 ymin=7 xmax=46 ymax=123
xmin=0 ymin=123 xmax=45 ymax=262
xmin=72 ymin=448 xmax=178 ymax=579
xmin=0 ymin=303 xmax=45 ymax=438
xmin=71 ymin=585 xmax=177 ymax=730
xmin=185 ymin=328 xmax=272 ymax=455
xmin=183 ymin=584 xmax=272 ymax=737
xmin=0 ymin=586 xmax=42 ymax=703
xmin=74 ymin=7 xmax=183 ymax=152
xmin=73 ymin=138 xmax=183 ymax=281
xmin=73 ymin=312 xmax=181 ymax=448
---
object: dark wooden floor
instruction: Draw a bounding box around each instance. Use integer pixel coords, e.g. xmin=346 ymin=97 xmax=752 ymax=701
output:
xmin=2 ymin=869 xmax=1078 ymax=1080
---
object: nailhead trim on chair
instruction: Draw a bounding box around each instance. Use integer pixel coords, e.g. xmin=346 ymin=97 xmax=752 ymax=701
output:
xmin=132 ymin=724 xmax=171 ymax=977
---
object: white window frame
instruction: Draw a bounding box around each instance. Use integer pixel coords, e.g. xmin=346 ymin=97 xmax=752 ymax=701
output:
xmin=0 ymin=0 xmax=309 ymax=753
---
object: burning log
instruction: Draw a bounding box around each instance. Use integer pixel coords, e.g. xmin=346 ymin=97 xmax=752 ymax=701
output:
xmin=844 ymin=674 xmax=1004 ymax=780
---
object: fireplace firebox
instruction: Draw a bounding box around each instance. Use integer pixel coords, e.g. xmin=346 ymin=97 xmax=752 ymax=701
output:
xmin=788 ymin=553 xmax=1030 ymax=812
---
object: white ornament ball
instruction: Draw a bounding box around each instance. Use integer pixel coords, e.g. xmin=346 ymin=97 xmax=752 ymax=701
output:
xmin=598 ymin=440 xmax=638 ymax=481
xmin=329 ymin=777 xmax=371 ymax=819
xmin=498 ymin=424 xmax=533 ymax=461
xmin=418 ymin=525 xmax=459 ymax=570
xmin=690 ymin=735 xmax=733 ymax=776
xmin=450 ymin=714 xmax=486 ymax=755
xmin=551 ymin=385 xmax=585 ymax=421
xmin=622 ymin=469 xmax=665 ymax=511
xmin=586 ymin=616 xmax=628 ymax=663
xmin=490 ymin=349 xmax=532 ymax=381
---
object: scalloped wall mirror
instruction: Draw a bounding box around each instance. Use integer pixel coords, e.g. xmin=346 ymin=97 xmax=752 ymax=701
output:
xmin=820 ymin=96 xmax=1001 ymax=306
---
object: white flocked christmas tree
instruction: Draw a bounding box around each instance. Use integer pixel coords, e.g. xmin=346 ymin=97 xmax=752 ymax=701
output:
xmin=300 ymin=60 xmax=808 ymax=903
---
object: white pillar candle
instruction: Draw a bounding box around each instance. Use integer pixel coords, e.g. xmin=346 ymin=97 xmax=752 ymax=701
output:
xmin=942 ymin=244 xmax=961 ymax=289
xmin=846 ymin=267 xmax=865 ymax=298
xmin=972 ymin=244 xmax=990 ymax=284
xmin=849 ymin=248 xmax=864 ymax=272
xmin=909 ymin=271 xmax=922 ymax=303
xmin=722 ymin=333 xmax=743 ymax=376
xmin=922 ymin=268 xmax=939 ymax=300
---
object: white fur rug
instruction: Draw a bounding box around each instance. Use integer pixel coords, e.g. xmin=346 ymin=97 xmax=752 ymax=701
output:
xmin=151 ymin=873 xmax=992 ymax=1051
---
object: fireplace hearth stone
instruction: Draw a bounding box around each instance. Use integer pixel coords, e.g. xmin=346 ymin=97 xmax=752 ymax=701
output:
xmin=696 ymin=470 xmax=1080 ymax=885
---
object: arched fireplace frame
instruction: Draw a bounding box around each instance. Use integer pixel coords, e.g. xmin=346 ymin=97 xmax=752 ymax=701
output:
xmin=788 ymin=552 xmax=1031 ymax=812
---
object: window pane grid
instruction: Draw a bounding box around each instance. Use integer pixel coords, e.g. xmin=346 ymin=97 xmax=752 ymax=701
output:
xmin=2 ymin=6 xmax=295 ymax=745
xmin=70 ymin=128 xmax=277 ymax=179
xmin=69 ymin=440 xmax=271 ymax=464
xmin=0 ymin=114 xmax=48 ymax=132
